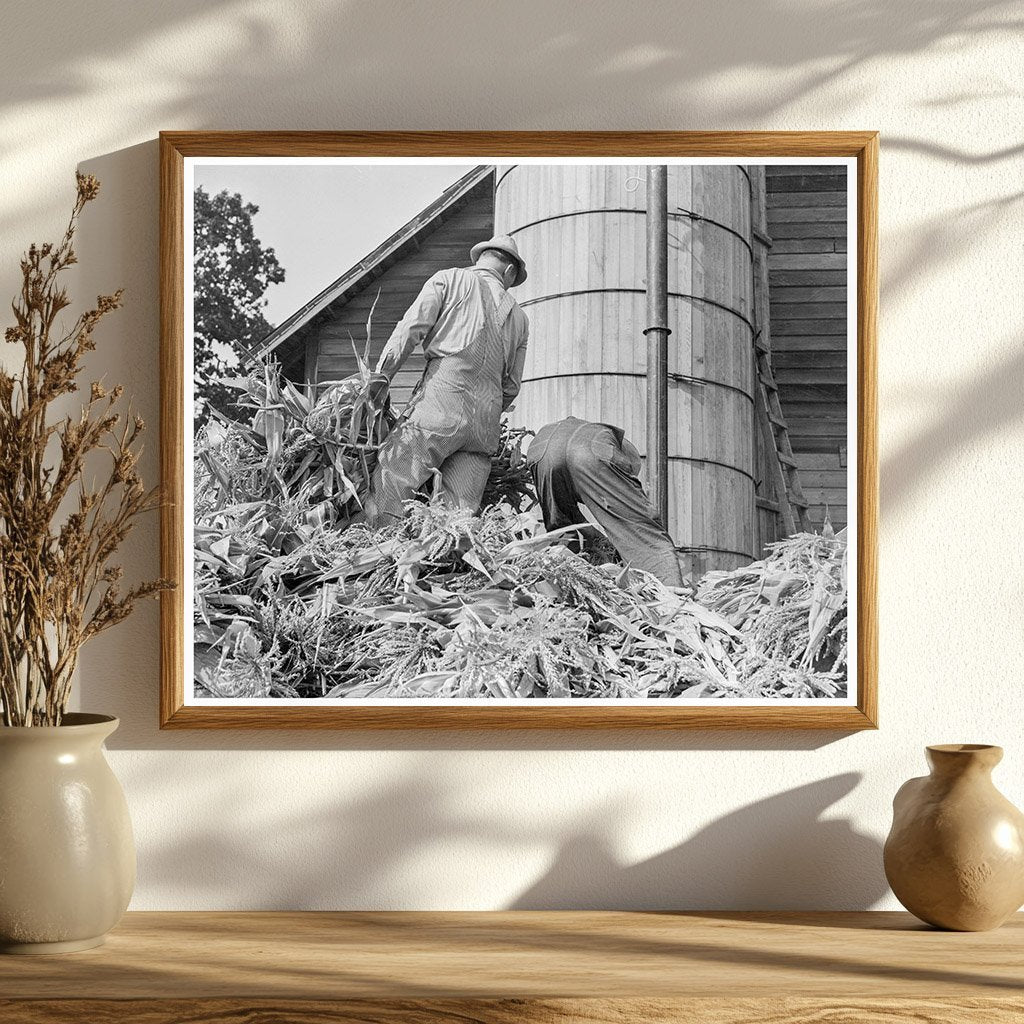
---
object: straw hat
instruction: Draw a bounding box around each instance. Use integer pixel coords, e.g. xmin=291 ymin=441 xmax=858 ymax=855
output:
xmin=469 ymin=233 xmax=528 ymax=286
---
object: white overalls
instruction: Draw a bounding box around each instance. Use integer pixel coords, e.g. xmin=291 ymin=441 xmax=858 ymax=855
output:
xmin=367 ymin=267 xmax=529 ymax=525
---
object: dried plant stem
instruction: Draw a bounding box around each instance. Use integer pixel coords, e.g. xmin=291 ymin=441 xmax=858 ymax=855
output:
xmin=0 ymin=174 xmax=172 ymax=726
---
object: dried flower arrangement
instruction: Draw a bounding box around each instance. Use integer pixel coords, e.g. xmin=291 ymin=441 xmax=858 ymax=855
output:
xmin=0 ymin=175 xmax=171 ymax=726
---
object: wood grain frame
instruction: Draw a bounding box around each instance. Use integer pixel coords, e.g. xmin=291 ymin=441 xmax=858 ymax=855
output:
xmin=159 ymin=131 xmax=878 ymax=730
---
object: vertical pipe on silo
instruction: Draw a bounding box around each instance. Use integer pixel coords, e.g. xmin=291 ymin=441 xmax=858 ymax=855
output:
xmin=495 ymin=163 xmax=754 ymax=574
xmin=644 ymin=165 xmax=670 ymax=527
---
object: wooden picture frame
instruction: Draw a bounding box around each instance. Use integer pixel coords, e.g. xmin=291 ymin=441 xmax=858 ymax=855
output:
xmin=160 ymin=131 xmax=878 ymax=730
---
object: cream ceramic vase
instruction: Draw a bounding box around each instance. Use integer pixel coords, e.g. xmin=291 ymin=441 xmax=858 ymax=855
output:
xmin=884 ymin=744 xmax=1024 ymax=931
xmin=0 ymin=713 xmax=135 ymax=953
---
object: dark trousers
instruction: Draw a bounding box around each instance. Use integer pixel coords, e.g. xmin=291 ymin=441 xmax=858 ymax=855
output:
xmin=526 ymin=417 xmax=683 ymax=587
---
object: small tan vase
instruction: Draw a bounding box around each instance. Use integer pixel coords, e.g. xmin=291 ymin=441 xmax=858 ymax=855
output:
xmin=884 ymin=744 xmax=1024 ymax=931
xmin=0 ymin=713 xmax=135 ymax=953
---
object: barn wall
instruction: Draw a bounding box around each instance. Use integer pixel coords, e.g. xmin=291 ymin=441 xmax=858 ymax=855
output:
xmin=765 ymin=166 xmax=848 ymax=533
xmin=304 ymin=182 xmax=495 ymax=408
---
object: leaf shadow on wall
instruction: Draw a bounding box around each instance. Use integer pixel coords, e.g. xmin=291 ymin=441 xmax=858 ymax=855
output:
xmin=511 ymin=773 xmax=887 ymax=911
xmin=1 ymin=0 xmax=1019 ymax=251
xmin=127 ymin=757 xmax=886 ymax=912
xmin=880 ymin=191 xmax=1023 ymax=313
xmin=2 ymin=0 xmax=1015 ymax=133
xmin=882 ymin=336 xmax=1024 ymax=511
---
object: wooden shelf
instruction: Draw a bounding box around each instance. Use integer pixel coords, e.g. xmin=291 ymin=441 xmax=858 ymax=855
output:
xmin=1 ymin=911 xmax=1022 ymax=1022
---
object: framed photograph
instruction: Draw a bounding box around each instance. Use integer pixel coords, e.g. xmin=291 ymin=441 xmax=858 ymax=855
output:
xmin=160 ymin=131 xmax=877 ymax=729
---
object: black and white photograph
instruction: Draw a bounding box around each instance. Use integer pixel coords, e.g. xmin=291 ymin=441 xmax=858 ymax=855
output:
xmin=184 ymin=155 xmax=860 ymax=708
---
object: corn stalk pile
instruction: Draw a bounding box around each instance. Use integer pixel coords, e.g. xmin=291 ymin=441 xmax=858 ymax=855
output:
xmin=195 ymin=365 xmax=847 ymax=701
xmin=204 ymin=349 xmax=395 ymax=534
xmin=697 ymin=528 xmax=848 ymax=696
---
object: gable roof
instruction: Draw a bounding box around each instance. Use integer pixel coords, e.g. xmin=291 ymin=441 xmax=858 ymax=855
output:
xmin=252 ymin=165 xmax=495 ymax=361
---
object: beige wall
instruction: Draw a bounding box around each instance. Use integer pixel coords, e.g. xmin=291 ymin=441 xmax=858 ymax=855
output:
xmin=1 ymin=0 xmax=1021 ymax=909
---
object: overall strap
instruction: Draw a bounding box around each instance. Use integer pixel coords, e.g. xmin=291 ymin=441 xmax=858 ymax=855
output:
xmin=492 ymin=287 xmax=515 ymax=328
xmin=478 ymin=273 xmax=516 ymax=326
xmin=475 ymin=275 xmax=517 ymax=373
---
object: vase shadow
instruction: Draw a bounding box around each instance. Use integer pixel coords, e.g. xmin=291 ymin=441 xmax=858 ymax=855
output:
xmin=512 ymin=773 xmax=888 ymax=911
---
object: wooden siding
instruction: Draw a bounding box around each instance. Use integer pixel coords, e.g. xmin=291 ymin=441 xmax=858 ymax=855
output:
xmin=302 ymin=181 xmax=494 ymax=407
xmin=766 ymin=166 xmax=849 ymax=533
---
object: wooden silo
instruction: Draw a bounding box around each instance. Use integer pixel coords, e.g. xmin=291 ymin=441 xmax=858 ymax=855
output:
xmin=494 ymin=165 xmax=756 ymax=575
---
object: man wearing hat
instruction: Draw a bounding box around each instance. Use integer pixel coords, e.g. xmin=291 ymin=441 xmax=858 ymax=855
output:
xmin=366 ymin=234 xmax=529 ymax=526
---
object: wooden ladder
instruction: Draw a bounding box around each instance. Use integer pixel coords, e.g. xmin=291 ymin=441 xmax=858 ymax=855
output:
xmin=754 ymin=335 xmax=812 ymax=535
xmin=749 ymin=165 xmax=813 ymax=537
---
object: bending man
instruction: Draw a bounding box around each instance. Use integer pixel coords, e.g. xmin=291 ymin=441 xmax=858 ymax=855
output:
xmin=366 ymin=234 xmax=529 ymax=526
xmin=526 ymin=416 xmax=683 ymax=587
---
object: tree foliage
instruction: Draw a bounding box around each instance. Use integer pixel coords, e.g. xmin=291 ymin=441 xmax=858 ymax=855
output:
xmin=193 ymin=187 xmax=285 ymax=423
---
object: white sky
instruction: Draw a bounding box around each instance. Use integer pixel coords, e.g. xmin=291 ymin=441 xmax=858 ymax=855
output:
xmin=192 ymin=163 xmax=476 ymax=327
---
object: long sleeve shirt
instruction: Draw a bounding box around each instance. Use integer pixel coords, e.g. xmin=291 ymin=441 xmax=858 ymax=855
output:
xmin=375 ymin=267 xmax=530 ymax=411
